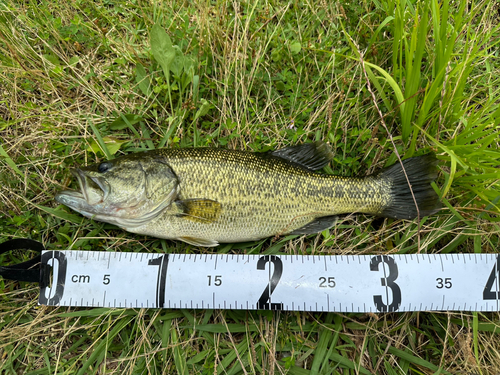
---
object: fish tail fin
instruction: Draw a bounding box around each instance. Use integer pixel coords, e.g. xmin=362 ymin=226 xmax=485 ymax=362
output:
xmin=377 ymin=154 xmax=441 ymax=220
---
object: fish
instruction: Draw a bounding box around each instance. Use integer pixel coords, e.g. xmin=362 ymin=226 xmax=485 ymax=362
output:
xmin=55 ymin=142 xmax=440 ymax=247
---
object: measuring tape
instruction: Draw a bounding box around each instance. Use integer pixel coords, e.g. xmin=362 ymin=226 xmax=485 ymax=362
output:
xmin=38 ymin=251 xmax=500 ymax=312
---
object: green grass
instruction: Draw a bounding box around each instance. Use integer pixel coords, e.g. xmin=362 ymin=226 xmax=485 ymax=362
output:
xmin=1 ymin=0 xmax=500 ymax=373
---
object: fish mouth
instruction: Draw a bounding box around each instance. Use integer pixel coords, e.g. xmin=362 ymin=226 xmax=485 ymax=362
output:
xmin=55 ymin=168 xmax=110 ymax=212
xmin=73 ymin=168 xmax=110 ymax=204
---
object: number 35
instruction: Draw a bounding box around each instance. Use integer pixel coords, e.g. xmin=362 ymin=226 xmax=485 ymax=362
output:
xmin=436 ymin=277 xmax=452 ymax=289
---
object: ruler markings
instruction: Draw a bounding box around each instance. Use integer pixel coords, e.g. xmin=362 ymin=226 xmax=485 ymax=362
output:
xmin=38 ymin=251 xmax=500 ymax=312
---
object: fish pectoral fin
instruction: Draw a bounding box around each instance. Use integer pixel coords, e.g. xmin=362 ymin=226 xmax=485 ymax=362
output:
xmin=288 ymin=215 xmax=339 ymax=235
xmin=270 ymin=141 xmax=333 ymax=171
xmin=174 ymin=199 xmax=222 ymax=223
xmin=179 ymin=236 xmax=219 ymax=247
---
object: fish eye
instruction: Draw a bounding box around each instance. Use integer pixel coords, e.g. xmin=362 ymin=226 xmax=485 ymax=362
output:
xmin=98 ymin=162 xmax=112 ymax=173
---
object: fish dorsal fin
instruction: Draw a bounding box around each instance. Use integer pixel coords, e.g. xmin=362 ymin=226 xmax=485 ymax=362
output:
xmin=270 ymin=141 xmax=333 ymax=171
xmin=174 ymin=199 xmax=222 ymax=223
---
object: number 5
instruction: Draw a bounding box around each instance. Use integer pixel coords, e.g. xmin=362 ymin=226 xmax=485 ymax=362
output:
xmin=103 ymin=275 xmax=111 ymax=285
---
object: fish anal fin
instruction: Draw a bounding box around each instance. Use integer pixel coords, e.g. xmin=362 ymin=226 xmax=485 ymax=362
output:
xmin=175 ymin=199 xmax=222 ymax=223
xmin=270 ymin=141 xmax=333 ymax=171
xmin=179 ymin=236 xmax=219 ymax=247
xmin=288 ymin=215 xmax=339 ymax=235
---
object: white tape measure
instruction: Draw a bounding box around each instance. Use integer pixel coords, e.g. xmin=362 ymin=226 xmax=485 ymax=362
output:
xmin=38 ymin=251 xmax=500 ymax=312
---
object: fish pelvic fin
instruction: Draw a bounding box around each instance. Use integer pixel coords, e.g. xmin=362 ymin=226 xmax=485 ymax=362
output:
xmin=269 ymin=141 xmax=333 ymax=171
xmin=179 ymin=236 xmax=219 ymax=247
xmin=378 ymin=153 xmax=441 ymax=220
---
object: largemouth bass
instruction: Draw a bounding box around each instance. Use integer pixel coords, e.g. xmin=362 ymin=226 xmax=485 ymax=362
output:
xmin=55 ymin=142 xmax=440 ymax=247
